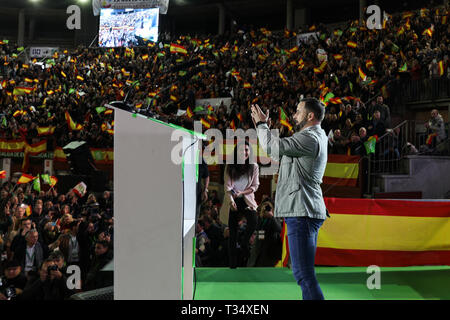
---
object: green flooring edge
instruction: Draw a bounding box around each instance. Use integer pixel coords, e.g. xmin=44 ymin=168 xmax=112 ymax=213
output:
xmin=194 ymin=266 xmax=450 ymax=300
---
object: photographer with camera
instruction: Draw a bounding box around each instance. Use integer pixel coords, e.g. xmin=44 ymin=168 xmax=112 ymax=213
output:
xmin=247 ymin=201 xmax=282 ymax=267
xmin=18 ymin=258 xmax=73 ymax=300
xmin=0 ymin=260 xmax=27 ymax=300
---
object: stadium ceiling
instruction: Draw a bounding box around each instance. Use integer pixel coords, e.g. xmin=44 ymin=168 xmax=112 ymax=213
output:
xmin=0 ymin=0 xmax=364 ymax=11
xmin=0 ymin=0 xmax=438 ymax=14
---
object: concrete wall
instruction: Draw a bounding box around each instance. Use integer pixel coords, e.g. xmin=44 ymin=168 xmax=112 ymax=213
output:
xmin=381 ymin=156 xmax=450 ymax=199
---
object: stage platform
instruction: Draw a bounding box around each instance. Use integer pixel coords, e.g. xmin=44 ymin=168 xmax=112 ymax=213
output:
xmin=194 ymin=266 xmax=450 ymax=300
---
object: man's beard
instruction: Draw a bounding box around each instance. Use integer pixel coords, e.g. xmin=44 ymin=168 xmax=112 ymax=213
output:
xmin=295 ymin=115 xmax=309 ymax=131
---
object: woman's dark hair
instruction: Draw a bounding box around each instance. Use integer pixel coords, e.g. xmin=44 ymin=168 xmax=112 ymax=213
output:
xmin=226 ymin=140 xmax=254 ymax=181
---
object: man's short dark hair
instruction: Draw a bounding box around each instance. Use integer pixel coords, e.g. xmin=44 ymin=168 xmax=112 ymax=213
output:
xmin=49 ymin=251 xmax=65 ymax=261
xmin=202 ymin=215 xmax=213 ymax=225
xmin=300 ymin=97 xmax=325 ymax=122
xmin=21 ymin=217 xmax=32 ymax=223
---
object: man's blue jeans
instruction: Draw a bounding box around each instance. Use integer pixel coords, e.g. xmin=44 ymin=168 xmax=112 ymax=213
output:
xmin=285 ymin=216 xmax=325 ymax=300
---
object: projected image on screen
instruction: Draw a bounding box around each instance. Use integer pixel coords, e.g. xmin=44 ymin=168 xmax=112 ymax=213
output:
xmin=99 ymin=8 xmax=159 ymax=47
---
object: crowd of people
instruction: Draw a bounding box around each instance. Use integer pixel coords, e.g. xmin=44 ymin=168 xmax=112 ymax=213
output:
xmin=0 ymin=176 xmax=113 ymax=300
xmin=0 ymin=3 xmax=448 ymax=156
xmin=0 ymin=1 xmax=449 ymax=290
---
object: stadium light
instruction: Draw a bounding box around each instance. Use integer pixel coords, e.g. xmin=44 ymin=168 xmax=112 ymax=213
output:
xmin=78 ymin=0 xmax=89 ymax=4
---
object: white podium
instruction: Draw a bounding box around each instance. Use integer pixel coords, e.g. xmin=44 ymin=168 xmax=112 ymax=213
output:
xmin=113 ymin=108 xmax=205 ymax=300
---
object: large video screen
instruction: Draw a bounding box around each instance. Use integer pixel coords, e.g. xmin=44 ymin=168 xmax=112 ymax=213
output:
xmin=99 ymin=8 xmax=159 ymax=47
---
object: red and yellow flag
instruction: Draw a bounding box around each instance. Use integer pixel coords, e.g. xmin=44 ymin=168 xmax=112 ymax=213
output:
xmin=186 ymin=107 xmax=194 ymax=118
xmin=65 ymin=111 xmax=83 ymax=131
xmin=358 ymin=67 xmax=367 ymax=81
xmin=279 ymin=107 xmax=292 ymax=131
xmin=170 ymin=43 xmax=188 ymax=55
xmin=18 ymin=173 xmax=35 ymax=184
xmin=275 ymin=219 xmax=289 ymax=267
xmin=200 ymin=118 xmax=211 ymax=129
xmin=347 ymin=41 xmax=357 ymax=48
xmin=230 ymin=119 xmax=236 ymax=130
xmin=37 ymin=126 xmax=56 ymax=136
xmin=323 ymin=154 xmax=360 ymax=187
xmin=317 ymin=198 xmax=450 ymax=266
xmin=278 ymin=72 xmax=288 ymax=85
xmin=438 ymin=60 xmax=445 ymax=76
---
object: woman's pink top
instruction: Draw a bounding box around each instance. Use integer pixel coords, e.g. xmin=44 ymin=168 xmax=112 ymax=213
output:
xmin=224 ymin=164 xmax=260 ymax=210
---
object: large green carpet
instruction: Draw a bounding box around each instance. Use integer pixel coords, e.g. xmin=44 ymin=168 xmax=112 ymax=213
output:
xmin=194 ymin=266 xmax=450 ymax=300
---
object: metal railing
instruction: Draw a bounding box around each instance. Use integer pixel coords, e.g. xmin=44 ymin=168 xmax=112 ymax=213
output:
xmin=366 ymin=120 xmax=411 ymax=194
xmin=367 ymin=119 xmax=450 ymax=194
xmin=402 ymin=78 xmax=450 ymax=103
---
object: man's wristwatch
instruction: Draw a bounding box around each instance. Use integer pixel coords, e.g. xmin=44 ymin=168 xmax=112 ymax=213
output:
xmin=256 ymin=121 xmax=267 ymax=127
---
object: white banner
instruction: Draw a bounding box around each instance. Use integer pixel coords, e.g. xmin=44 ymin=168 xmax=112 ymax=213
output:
xmin=93 ymin=0 xmax=169 ymax=16
xmin=296 ymin=32 xmax=319 ymax=46
xmin=29 ymin=47 xmax=59 ymax=58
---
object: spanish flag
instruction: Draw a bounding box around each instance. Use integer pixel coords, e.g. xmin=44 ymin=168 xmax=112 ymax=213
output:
xmin=288 ymin=46 xmax=298 ymax=54
xmin=438 ymin=60 xmax=445 ymax=76
xmin=18 ymin=173 xmax=35 ymax=184
xmin=207 ymin=114 xmax=218 ymax=123
xmin=237 ymin=112 xmax=243 ymax=122
xmin=13 ymin=87 xmax=33 ymax=95
xmin=243 ymin=82 xmax=252 ymax=89
xmin=24 ymin=78 xmax=33 ymax=83
xmin=347 ymin=41 xmax=357 ymax=48
xmin=329 ymin=97 xmax=343 ymax=104
xmin=314 ymin=67 xmax=324 ymax=74
xmin=170 ymin=43 xmax=188 ymax=55
xmin=230 ymin=119 xmax=236 ymax=130
xmin=333 ymin=54 xmax=343 ymax=61
xmin=422 ymin=27 xmax=433 ymax=37
xmin=275 ymin=219 xmax=289 ymax=267
xmin=278 ymin=72 xmax=288 ymax=85
xmin=200 ymin=118 xmax=211 ymax=129
xmin=142 ymin=54 xmax=149 ymax=60
xmin=186 ymin=107 xmax=194 ymax=118
xmin=358 ymin=67 xmax=367 ymax=81
xmin=316 ymin=198 xmax=450 ymax=266
xmin=65 ymin=111 xmax=83 ymax=131
xmin=50 ymin=176 xmax=58 ymax=187
xmin=323 ymin=154 xmax=360 ymax=187
xmin=366 ymin=60 xmax=374 ymax=69
xmin=279 ymin=107 xmax=293 ymax=131
xmin=37 ymin=126 xmax=56 ymax=136
xmin=402 ymin=11 xmax=414 ymax=19
xmin=0 ymin=170 xmax=6 ymax=179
